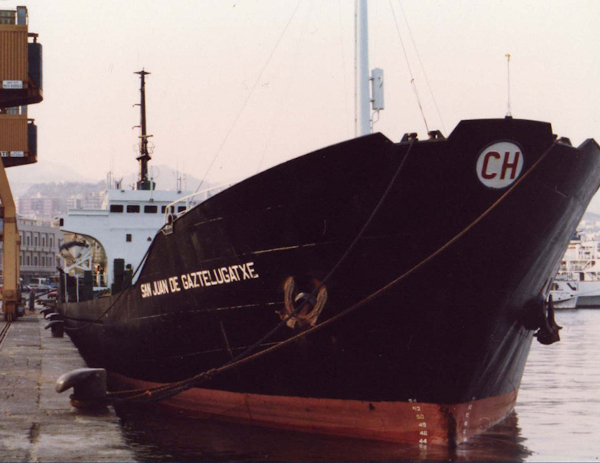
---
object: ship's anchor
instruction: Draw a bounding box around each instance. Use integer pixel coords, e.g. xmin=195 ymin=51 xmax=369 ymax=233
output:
xmin=278 ymin=277 xmax=327 ymax=330
xmin=534 ymin=294 xmax=562 ymax=345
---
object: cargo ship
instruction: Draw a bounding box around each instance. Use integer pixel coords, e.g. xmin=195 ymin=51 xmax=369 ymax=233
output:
xmin=56 ymin=2 xmax=600 ymax=447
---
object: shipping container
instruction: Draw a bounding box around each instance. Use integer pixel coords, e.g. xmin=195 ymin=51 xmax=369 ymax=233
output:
xmin=0 ymin=113 xmax=37 ymax=167
xmin=0 ymin=6 xmax=43 ymax=109
xmin=0 ymin=25 xmax=28 ymax=84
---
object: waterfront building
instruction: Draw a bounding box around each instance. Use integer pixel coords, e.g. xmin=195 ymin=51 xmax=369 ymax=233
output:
xmin=0 ymin=217 xmax=64 ymax=283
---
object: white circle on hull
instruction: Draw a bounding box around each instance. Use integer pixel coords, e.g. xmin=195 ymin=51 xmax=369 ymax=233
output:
xmin=476 ymin=141 xmax=524 ymax=189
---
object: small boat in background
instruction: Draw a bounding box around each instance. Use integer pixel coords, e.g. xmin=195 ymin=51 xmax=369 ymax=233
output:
xmin=548 ymin=281 xmax=578 ymax=309
xmin=551 ymin=235 xmax=600 ymax=308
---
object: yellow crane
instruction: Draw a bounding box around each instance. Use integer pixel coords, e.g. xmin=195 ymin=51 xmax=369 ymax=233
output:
xmin=0 ymin=6 xmax=43 ymax=321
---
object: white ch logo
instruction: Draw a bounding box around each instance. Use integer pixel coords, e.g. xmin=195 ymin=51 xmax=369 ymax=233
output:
xmin=476 ymin=142 xmax=524 ymax=189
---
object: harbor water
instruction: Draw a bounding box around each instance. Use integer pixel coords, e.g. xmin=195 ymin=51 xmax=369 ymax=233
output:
xmin=113 ymin=309 xmax=600 ymax=462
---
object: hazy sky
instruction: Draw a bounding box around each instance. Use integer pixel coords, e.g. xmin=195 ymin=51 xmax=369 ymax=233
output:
xmin=4 ymin=0 xmax=600 ymax=210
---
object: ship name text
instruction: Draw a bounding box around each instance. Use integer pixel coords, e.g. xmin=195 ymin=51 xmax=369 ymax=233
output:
xmin=140 ymin=262 xmax=259 ymax=298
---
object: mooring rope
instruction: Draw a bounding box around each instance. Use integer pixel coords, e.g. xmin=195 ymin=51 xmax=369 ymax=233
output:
xmin=194 ymin=0 xmax=305 ymax=196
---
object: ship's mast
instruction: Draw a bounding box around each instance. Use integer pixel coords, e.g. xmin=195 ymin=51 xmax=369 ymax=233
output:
xmin=355 ymin=0 xmax=384 ymax=138
xmin=134 ymin=69 xmax=153 ymax=190
xmin=355 ymin=0 xmax=370 ymax=137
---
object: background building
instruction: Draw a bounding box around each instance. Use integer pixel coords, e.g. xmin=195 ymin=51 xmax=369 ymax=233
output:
xmin=17 ymin=196 xmax=65 ymax=219
xmin=0 ymin=217 xmax=64 ymax=284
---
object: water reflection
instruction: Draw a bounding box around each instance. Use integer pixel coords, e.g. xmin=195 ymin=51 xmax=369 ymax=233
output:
xmin=455 ymin=413 xmax=531 ymax=462
xmin=116 ymin=310 xmax=600 ymax=462
xmin=117 ymin=404 xmax=530 ymax=462
xmin=516 ymin=309 xmax=600 ymax=462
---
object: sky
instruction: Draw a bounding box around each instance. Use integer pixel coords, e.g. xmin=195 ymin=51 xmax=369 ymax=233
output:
xmin=4 ymin=0 xmax=600 ymax=210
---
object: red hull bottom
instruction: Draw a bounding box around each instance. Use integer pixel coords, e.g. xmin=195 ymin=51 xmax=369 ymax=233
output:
xmin=111 ymin=374 xmax=518 ymax=447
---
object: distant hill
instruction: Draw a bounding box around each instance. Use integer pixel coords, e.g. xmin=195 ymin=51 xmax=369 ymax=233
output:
xmin=21 ymin=181 xmax=106 ymax=199
xmin=7 ymin=162 xmax=218 ymax=200
xmin=6 ymin=160 xmax=98 ymax=197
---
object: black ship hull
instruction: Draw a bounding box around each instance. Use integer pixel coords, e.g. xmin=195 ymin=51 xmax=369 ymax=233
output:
xmin=59 ymin=118 xmax=600 ymax=444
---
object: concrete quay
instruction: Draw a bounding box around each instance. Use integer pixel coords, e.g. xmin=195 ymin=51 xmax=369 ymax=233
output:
xmin=0 ymin=312 xmax=136 ymax=462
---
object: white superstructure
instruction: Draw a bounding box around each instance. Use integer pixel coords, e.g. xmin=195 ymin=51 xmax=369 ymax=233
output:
xmin=60 ymin=187 xmax=190 ymax=289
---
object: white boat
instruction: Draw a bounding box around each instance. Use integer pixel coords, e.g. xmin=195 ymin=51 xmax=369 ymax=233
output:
xmin=548 ymin=281 xmax=578 ymax=309
xmin=550 ymin=235 xmax=600 ymax=308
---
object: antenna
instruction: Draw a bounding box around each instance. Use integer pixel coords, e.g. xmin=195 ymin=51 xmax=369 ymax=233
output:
xmin=505 ymin=54 xmax=512 ymax=118
xmin=370 ymin=68 xmax=384 ymax=131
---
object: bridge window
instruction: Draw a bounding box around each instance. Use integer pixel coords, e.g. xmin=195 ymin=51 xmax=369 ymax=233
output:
xmin=110 ymin=205 xmax=124 ymax=213
xmin=178 ymin=206 xmax=186 ymax=213
xmin=144 ymin=205 xmax=158 ymax=213
xmin=127 ymin=205 xmax=140 ymax=213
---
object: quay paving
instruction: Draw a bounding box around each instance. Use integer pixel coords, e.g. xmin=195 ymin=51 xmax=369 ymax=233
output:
xmin=0 ymin=311 xmax=136 ymax=462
